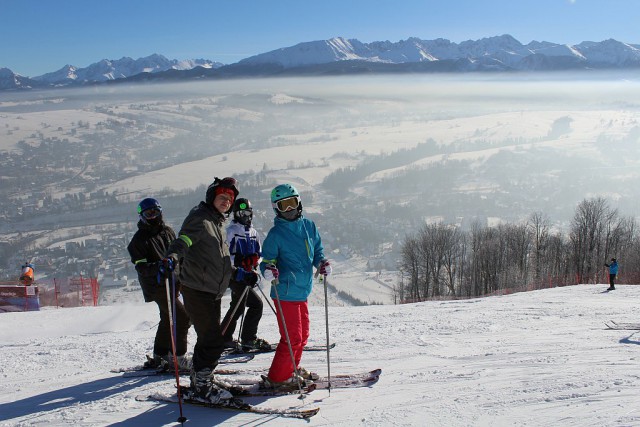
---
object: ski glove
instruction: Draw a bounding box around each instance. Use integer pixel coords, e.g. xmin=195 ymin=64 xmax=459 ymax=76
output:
xmin=244 ymin=271 xmax=259 ymax=288
xmin=318 ymin=259 xmax=332 ymax=276
xmin=157 ymin=255 xmax=178 ymax=282
xmin=263 ymin=264 xmax=279 ymax=282
xmin=234 ymin=268 xmax=259 ymax=288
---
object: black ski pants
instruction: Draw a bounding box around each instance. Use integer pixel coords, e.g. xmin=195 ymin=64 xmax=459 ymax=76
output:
xmin=148 ymin=282 xmax=190 ymax=357
xmin=609 ymin=273 xmax=616 ymax=287
xmin=181 ymin=286 xmax=224 ymax=372
xmin=221 ymin=280 xmax=264 ymax=343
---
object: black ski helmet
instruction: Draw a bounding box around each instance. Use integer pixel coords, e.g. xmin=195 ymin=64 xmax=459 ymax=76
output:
xmin=233 ymin=198 xmax=253 ymax=226
xmin=205 ymin=177 xmax=239 ymax=212
xmin=137 ymin=197 xmax=163 ymax=225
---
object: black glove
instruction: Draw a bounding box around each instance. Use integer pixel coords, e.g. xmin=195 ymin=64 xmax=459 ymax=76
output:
xmin=244 ymin=271 xmax=259 ymax=288
xmin=158 ymin=255 xmax=178 ymax=278
xmin=235 ymin=268 xmax=259 ymax=288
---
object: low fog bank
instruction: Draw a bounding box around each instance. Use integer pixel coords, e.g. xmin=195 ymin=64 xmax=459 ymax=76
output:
xmin=1 ymin=73 xmax=639 ymax=295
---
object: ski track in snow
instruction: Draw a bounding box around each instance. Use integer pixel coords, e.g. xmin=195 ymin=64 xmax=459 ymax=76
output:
xmin=1 ymin=284 xmax=640 ymax=426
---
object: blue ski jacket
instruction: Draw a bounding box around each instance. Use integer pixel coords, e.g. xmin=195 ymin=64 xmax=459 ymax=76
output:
xmin=260 ymin=215 xmax=325 ymax=302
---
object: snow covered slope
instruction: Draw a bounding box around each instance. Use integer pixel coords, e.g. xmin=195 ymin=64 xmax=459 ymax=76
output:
xmin=1 ymin=283 xmax=639 ymax=426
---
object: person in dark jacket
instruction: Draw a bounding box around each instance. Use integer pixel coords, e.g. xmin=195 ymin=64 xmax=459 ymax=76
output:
xmin=221 ymin=197 xmax=270 ymax=351
xmin=164 ymin=177 xmax=259 ymax=404
xmin=604 ymin=258 xmax=618 ymax=291
xmin=127 ymin=197 xmax=191 ymax=370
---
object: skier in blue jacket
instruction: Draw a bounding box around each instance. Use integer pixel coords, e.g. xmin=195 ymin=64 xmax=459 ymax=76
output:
xmin=259 ymin=183 xmax=332 ymax=389
xmin=604 ymin=258 xmax=618 ymax=291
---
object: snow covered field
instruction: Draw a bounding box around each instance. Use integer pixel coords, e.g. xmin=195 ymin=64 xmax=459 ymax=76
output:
xmin=1 ymin=282 xmax=640 ymax=426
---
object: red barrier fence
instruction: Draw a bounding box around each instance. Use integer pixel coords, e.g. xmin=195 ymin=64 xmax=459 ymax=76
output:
xmin=33 ymin=276 xmax=100 ymax=309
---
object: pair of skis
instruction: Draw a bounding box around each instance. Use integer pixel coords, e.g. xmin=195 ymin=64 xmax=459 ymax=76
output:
xmin=604 ymin=320 xmax=640 ymax=330
xmin=137 ymin=392 xmax=319 ymax=419
xmin=215 ymin=368 xmax=382 ymax=397
xmin=224 ymin=341 xmax=336 ymax=355
xmin=113 ymin=343 xmax=336 ymax=377
xmin=136 ymin=368 xmax=381 ymax=419
xmin=111 ymin=353 xmax=255 ymax=377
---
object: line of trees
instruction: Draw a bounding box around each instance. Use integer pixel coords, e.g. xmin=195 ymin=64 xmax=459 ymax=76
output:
xmin=396 ymin=197 xmax=639 ymax=302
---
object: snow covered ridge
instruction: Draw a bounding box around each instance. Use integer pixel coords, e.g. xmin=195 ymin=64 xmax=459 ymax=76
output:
xmin=2 ymin=34 xmax=640 ymax=91
xmin=0 ymin=54 xmax=223 ymax=90
xmin=239 ymin=34 xmax=640 ymax=70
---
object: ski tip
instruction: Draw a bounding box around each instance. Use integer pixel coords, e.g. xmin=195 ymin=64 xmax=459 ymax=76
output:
xmin=304 ymin=407 xmax=320 ymax=418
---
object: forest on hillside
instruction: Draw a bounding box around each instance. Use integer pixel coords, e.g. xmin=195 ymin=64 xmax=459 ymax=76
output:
xmin=396 ymin=197 xmax=637 ymax=301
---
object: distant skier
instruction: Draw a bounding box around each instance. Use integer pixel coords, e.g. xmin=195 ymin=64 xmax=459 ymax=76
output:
xmin=127 ymin=197 xmax=191 ymax=371
xmin=19 ymin=262 xmax=35 ymax=285
xmin=259 ymin=183 xmax=331 ymax=390
xmin=221 ymin=197 xmax=270 ymax=351
xmin=604 ymin=258 xmax=618 ymax=291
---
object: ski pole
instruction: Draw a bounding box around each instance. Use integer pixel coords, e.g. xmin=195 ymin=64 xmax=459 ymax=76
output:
xmin=222 ymin=285 xmax=250 ymax=336
xmin=235 ymin=286 xmax=251 ymax=346
xmin=323 ymin=273 xmax=332 ymax=394
xmin=256 ymin=279 xmax=277 ymax=316
xmin=271 ymin=278 xmax=305 ymax=398
xmin=165 ymin=270 xmax=187 ymax=424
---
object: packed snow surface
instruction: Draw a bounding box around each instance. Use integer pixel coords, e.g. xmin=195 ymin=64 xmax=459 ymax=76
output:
xmin=1 ymin=283 xmax=640 ymax=426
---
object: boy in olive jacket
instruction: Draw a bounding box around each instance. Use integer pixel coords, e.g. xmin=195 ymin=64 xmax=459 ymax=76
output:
xmin=165 ymin=177 xmax=258 ymax=404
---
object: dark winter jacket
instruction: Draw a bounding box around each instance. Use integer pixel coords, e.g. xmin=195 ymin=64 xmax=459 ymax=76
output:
xmin=166 ymin=201 xmax=233 ymax=298
xmin=127 ymin=220 xmax=176 ymax=302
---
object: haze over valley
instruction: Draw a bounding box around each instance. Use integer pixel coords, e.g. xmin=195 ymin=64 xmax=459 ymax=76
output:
xmin=1 ymin=73 xmax=639 ymax=303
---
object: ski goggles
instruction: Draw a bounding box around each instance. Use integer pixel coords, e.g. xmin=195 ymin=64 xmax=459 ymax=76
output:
xmin=236 ymin=209 xmax=252 ymax=218
xmin=275 ymin=196 xmax=300 ymax=212
xmin=141 ymin=207 xmax=162 ymax=219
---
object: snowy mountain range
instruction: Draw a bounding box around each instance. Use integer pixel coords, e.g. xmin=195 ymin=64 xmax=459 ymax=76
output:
xmin=32 ymin=53 xmax=220 ymax=85
xmin=0 ymin=54 xmax=222 ymax=90
xmin=2 ymin=34 xmax=640 ymax=90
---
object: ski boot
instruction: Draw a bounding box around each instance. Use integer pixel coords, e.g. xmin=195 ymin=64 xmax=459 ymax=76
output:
xmin=296 ymin=366 xmax=319 ymax=381
xmin=241 ymin=337 xmax=271 ymax=352
xmin=260 ymin=372 xmax=309 ymax=392
xmin=187 ymin=368 xmax=234 ymax=404
xmin=143 ymin=354 xmax=164 ymax=369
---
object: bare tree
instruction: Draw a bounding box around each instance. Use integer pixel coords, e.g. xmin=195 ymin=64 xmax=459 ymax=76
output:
xmin=569 ymin=197 xmax=609 ymax=283
xmin=528 ymin=212 xmax=551 ymax=282
xmin=399 ymin=235 xmax=421 ymax=302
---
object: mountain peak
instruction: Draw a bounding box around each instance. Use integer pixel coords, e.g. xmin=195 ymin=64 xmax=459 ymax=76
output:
xmin=2 ymin=35 xmax=640 ymax=91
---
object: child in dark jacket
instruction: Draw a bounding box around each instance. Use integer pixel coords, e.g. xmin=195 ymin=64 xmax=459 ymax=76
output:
xmin=127 ymin=197 xmax=190 ymax=370
xmin=221 ymin=197 xmax=270 ymax=351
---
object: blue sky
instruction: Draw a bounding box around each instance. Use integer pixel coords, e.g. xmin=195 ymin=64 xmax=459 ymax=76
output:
xmin=2 ymin=0 xmax=638 ymax=77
